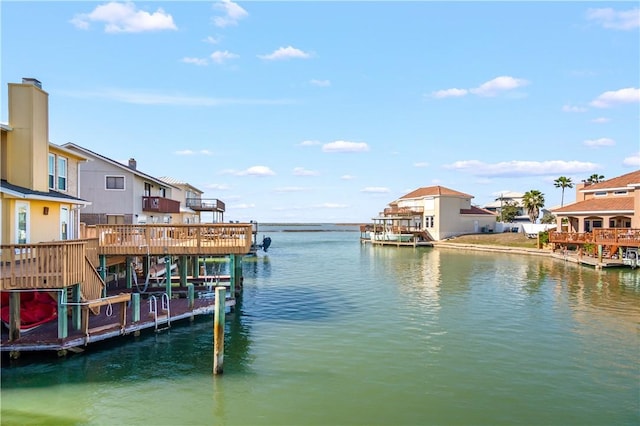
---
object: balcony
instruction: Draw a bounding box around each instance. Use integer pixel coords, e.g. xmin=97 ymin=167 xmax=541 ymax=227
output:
xmin=185 ymin=198 xmax=225 ymax=212
xmin=142 ymin=196 xmax=180 ymax=214
xmin=383 ymin=206 xmax=424 ymax=216
xmin=549 ymin=229 xmax=640 ymax=247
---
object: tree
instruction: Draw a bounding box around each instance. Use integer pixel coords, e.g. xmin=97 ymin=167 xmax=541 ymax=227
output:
xmin=499 ymin=201 xmax=519 ymax=223
xmin=553 ymin=176 xmax=573 ymax=207
xmin=540 ymin=212 xmax=556 ymax=224
xmin=584 ymin=174 xmax=605 ymax=184
xmin=522 ymin=190 xmax=545 ymax=223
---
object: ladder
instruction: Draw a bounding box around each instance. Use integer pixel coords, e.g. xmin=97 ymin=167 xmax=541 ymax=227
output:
xmin=148 ymin=293 xmax=171 ymax=332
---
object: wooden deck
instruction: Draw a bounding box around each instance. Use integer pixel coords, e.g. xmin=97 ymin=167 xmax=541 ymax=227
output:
xmin=550 ymin=229 xmax=640 ymax=247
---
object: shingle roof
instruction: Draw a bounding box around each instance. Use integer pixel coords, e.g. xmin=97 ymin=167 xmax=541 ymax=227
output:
xmin=581 ymin=170 xmax=640 ymax=192
xmin=399 ymin=185 xmax=472 ymax=200
xmin=460 ymin=206 xmax=496 ymax=215
xmin=0 ymin=179 xmax=90 ymax=204
xmin=553 ymin=196 xmax=634 ymax=213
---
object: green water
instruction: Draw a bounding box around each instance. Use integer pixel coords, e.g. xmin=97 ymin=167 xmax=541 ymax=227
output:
xmin=2 ymin=228 xmax=639 ymax=425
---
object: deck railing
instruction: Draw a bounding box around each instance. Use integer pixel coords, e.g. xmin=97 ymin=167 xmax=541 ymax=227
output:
xmin=95 ymin=223 xmax=253 ymax=256
xmin=550 ymin=229 xmax=640 ymax=247
xmin=0 ymin=241 xmax=87 ymax=291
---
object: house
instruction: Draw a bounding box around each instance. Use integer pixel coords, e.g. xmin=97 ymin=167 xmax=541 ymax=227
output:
xmin=159 ymin=177 xmax=225 ymax=224
xmin=552 ymin=170 xmax=640 ymax=232
xmin=62 ymin=143 xmax=180 ymax=225
xmin=379 ymin=185 xmax=496 ymax=241
xmin=1 ymin=78 xmax=91 ymax=245
xmin=483 ymin=191 xmax=529 ymax=222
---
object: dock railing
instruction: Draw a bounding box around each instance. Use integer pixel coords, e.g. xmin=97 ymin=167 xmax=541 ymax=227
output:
xmin=550 ymin=229 xmax=640 ymax=247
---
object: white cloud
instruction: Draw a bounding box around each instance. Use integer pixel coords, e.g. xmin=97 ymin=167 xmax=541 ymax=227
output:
xmin=293 ymin=167 xmax=319 ymax=176
xmin=341 ymin=174 xmax=356 ymax=180
xmin=623 ymin=152 xmax=640 ymax=167
xmin=361 ymin=187 xmax=390 ymax=193
xmin=586 ymin=8 xmax=640 ymax=30
xmin=583 ymin=137 xmax=615 ymax=147
xmin=589 ymin=87 xmax=640 ymax=108
xmin=236 ymin=165 xmax=276 ymax=177
xmin=258 ymin=46 xmax=311 ymax=61
xmin=431 ymin=88 xmax=468 ymax=99
xmin=322 ymin=140 xmax=370 ymax=153
xmin=212 ymin=0 xmax=248 ymax=28
xmin=230 ymin=203 xmax=255 ymax=209
xmin=469 ymin=76 xmax=530 ymax=97
xmin=71 ymin=2 xmax=177 ymax=33
xmin=210 ymin=50 xmax=239 ymax=64
xmin=562 ymin=104 xmax=587 ymax=112
xmin=175 ymin=149 xmax=194 ymax=155
xmin=298 ymin=140 xmax=321 ymax=146
xmin=413 ymin=162 xmax=429 ymax=168
xmin=181 ymin=57 xmax=208 ymax=66
xmin=310 ymin=79 xmax=331 ymax=87
xmin=443 ymin=159 xmax=599 ymax=177
xmin=315 ymin=203 xmax=348 ymax=209
xmin=203 ymin=36 xmax=220 ymax=44
xmin=591 ymin=117 xmax=611 ymax=123
xmin=60 ymin=88 xmax=294 ymax=106
xmin=205 ymin=183 xmax=230 ymax=190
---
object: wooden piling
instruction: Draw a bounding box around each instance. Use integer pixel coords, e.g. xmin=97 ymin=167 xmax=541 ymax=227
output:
xmin=187 ymin=283 xmax=195 ymax=309
xmin=165 ymin=255 xmax=172 ymax=298
xmin=131 ymin=293 xmax=140 ymax=322
xmin=213 ymin=286 xmax=226 ymax=375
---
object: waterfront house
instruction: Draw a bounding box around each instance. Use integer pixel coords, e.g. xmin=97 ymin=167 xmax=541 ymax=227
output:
xmin=62 ymin=143 xmax=180 ymax=226
xmin=552 ymin=170 xmax=640 ymax=232
xmin=482 ymin=191 xmax=530 ymax=222
xmin=159 ymin=177 xmax=225 ymax=224
xmin=376 ymin=185 xmax=496 ymax=241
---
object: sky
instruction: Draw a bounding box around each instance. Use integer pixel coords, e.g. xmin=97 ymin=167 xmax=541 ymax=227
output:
xmin=1 ymin=1 xmax=639 ymax=223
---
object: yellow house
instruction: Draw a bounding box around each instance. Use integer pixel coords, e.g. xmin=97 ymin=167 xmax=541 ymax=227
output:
xmin=1 ymin=78 xmax=90 ymax=246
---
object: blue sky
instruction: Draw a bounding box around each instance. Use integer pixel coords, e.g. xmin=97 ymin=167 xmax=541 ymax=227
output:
xmin=2 ymin=1 xmax=639 ymax=223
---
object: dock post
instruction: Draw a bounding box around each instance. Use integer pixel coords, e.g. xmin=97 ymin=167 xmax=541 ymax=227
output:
xmin=180 ymin=256 xmax=188 ymax=287
xmin=125 ymin=256 xmax=132 ymax=289
xmin=131 ymin=293 xmax=140 ymax=322
xmin=165 ymin=255 xmax=172 ymax=298
xmin=192 ymin=256 xmax=200 ymax=279
xmin=234 ymin=254 xmax=243 ymax=295
xmin=57 ymin=289 xmax=68 ymax=339
xmin=597 ymin=244 xmax=603 ymax=264
xmin=229 ymin=255 xmax=236 ymax=297
xmin=187 ymin=283 xmax=195 ymax=309
xmin=72 ymin=283 xmax=82 ymax=330
xmin=9 ymin=292 xmax=20 ymax=341
xmin=213 ymin=286 xmax=226 ymax=375
xmin=100 ymin=255 xmax=107 ymax=297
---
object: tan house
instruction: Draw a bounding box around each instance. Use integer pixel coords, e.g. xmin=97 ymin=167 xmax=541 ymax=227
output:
xmin=159 ymin=176 xmax=226 ymax=224
xmin=483 ymin=191 xmax=529 ymax=222
xmin=552 ymin=170 xmax=640 ymax=232
xmin=62 ymin=143 xmax=180 ymax=225
xmin=1 ymin=78 xmax=90 ymax=245
xmin=380 ymin=185 xmax=496 ymax=241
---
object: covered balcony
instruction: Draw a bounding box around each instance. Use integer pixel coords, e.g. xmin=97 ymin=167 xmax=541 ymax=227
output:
xmin=142 ymin=196 xmax=180 ymax=214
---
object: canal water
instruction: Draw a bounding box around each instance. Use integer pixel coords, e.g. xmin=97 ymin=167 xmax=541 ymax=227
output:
xmin=1 ymin=225 xmax=639 ymax=425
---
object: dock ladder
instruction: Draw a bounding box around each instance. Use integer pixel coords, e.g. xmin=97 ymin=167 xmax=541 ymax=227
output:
xmin=148 ymin=293 xmax=171 ymax=332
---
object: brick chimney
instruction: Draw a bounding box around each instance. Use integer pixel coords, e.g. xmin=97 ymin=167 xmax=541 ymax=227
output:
xmin=128 ymin=158 xmax=137 ymax=170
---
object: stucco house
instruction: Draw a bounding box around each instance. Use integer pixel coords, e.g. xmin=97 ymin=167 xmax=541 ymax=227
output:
xmin=1 ymin=78 xmax=90 ymax=245
xmin=379 ymin=185 xmax=496 ymax=241
xmin=62 ymin=143 xmax=181 ymax=225
xmin=552 ymin=170 xmax=640 ymax=232
xmin=483 ymin=191 xmax=529 ymax=222
xmin=159 ymin=177 xmax=226 ymax=224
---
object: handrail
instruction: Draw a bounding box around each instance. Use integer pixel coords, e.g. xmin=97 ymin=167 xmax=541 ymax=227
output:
xmin=550 ymin=229 xmax=640 ymax=247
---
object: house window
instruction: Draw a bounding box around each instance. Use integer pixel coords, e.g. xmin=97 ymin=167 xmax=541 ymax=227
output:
xmin=107 ymin=215 xmax=125 ymax=224
xmin=144 ymin=182 xmax=152 ymax=196
xmin=60 ymin=206 xmax=69 ymax=240
xmin=57 ymin=156 xmax=67 ymax=191
xmin=106 ymin=176 xmax=125 ymax=190
xmin=425 ymin=216 xmax=434 ymax=228
xmin=613 ymin=190 xmax=628 ymax=196
xmin=594 ymin=191 xmax=606 ymax=197
xmin=16 ymin=202 xmax=29 ymax=244
xmin=48 ymin=154 xmax=55 ymax=189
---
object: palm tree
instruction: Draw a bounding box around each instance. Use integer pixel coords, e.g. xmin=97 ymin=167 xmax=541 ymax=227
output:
xmin=584 ymin=174 xmax=605 ymax=184
xmin=522 ymin=190 xmax=545 ymax=223
xmin=554 ymin=176 xmax=573 ymax=207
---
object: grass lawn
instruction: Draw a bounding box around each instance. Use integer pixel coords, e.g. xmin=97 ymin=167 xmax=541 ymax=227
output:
xmin=444 ymin=231 xmax=540 ymax=249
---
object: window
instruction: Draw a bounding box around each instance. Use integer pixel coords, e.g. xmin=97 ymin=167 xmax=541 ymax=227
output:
xmin=614 ymin=190 xmax=628 ymax=196
xmin=60 ymin=206 xmax=69 ymax=240
xmin=48 ymin=154 xmax=55 ymax=189
xmin=144 ymin=182 xmax=151 ymax=196
xmin=16 ymin=202 xmax=29 ymax=244
xmin=594 ymin=191 xmax=606 ymax=197
xmin=57 ymin=156 xmax=67 ymax=191
xmin=106 ymin=176 xmax=125 ymax=190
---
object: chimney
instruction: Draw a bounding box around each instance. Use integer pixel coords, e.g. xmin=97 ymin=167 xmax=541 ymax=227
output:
xmin=22 ymin=77 xmax=42 ymax=89
xmin=128 ymin=158 xmax=137 ymax=170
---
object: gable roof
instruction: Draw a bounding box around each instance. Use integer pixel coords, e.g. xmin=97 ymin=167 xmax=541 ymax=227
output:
xmin=398 ymin=185 xmax=472 ymax=200
xmin=552 ymin=196 xmax=634 ymax=214
xmin=581 ymin=170 xmax=640 ymax=192
xmin=62 ymin=143 xmax=178 ymax=190
xmin=460 ymin=206 xmax=496 ymax=216
xmin=0 ymin=179 xmax=91 ymax=205
xmin=159 ymin=176 xmax=203 ymax=194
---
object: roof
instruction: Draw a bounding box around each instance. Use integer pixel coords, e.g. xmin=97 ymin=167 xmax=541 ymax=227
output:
xmin=0 ymin=179 xmax=91 ymax=205
xmin=62 ymin=143 xmax=178 ymax=190
xmin=552 ymin=196 xmax=635 ymax=214
xmin=460 ymin=206 xmax=496 ymax=216
xmin=159 ymin=176 xmax=203 ymax=193
xmin=398 ymin=185 xmax=473 ymax=200
xmin=581 ymin=170 xmax=640 ymax=192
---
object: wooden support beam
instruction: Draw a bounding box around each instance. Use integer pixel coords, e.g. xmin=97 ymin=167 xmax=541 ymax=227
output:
xmin=213 ymin=286 xmax=225 ymax=375
xmin=9 ymin=292 xmax=20 ymax=342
